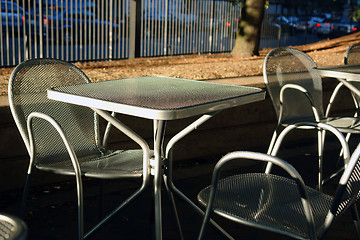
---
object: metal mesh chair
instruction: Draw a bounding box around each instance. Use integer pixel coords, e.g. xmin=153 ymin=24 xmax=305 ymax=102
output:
xmin=8 ymin=58 xmax=151 ymax=239
xmin=264 ymin=47 xmax=360 ymax=190
xmin=197 ymin=122 xmax=360 ymax=240
xmin=345 ymin=43 xmax=360 ymax=65
xmin=0 ymin=213 xmax=27 ymax=240
xmin=326 ymin=43 xmax=360 ymax=143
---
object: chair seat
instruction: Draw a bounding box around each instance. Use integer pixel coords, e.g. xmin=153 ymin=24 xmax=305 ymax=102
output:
xmin=197 ymin=173 xmax=333 ymax=240
xmin=282 ymin=116 xmax=360 ymax=134
xmin=36 ymin=149 xmax=147 ymax=178
xmin=323 ymin=117 xmax=360 ymax=134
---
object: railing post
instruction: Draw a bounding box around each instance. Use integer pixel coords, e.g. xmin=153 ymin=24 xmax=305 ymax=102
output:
xmin=129 ymin=0 xmax=142 ymax=59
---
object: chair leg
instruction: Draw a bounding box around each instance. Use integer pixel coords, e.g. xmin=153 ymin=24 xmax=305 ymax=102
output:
xmin=198 ymin=207 xmax=214 ymax=240
xmin=98 ymin=179 xmax=105 ymax=220
xmin=318 ymin=129 xmax=325 ymax=191
xmin=164 ymin=175 xmax=184 ymax=240
xmin=351 ymin=205 xmax=360 ymax=240
xmin=75 ymin=176 xmax=84 ymax=240
xmin=266 ymin=129 xmax=279 ymax=155
xmin=20 ymin=173 xmax=32 ymax=218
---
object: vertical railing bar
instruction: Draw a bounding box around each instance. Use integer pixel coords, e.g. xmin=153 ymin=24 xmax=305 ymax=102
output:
xmin=22 ymin=0 xmax=27 ymax=61
xmin=65 ymin=0 xmax=69 ymax=61
xmin=38 ymin=0 xmax=43 ymax=58
xmin=121 ymin=0 xmax=125 ymax=58
xmin=33 ymin=0 xmax=37 ymax=59
xmin=84 ymin=0 xmax=88 ymax=61
xmin=108 ymin=0 xmax=112 ymax=60
xmin=210 ymin=0 xmax=214 ymax=52
xmin=164 ymin=0 xmax=168 ymax=55
xmin=100 ymin=1 xmax=103 ymax=59
xmin=79 ymin=0 xmax=83 ymax=61
xmin=222 ymin=2 xmax=226 ymax=51
xmin=50 ymin=0 xmax=54 ymax=58
xmin=179 ymin=0 xmax=184 ymax=55
xmin=104 ymin=1 xmax=108 ymax=59
xmin=140 ymin=0 xmax=144 ymax=57
xmin=215 ymin=1 xmax=220 ymax=52
xmin=214 ymin=1 xmax=219 ymax=52
xmin=223 ymin=1 xmax=228 ymax=51
xmin=44 ymin=0 xmax=49 ymax=58
xmin=145 ymin=0 xmax=150 ymax=57
xmin=174 ymin=0 xmax=179 ymax=55
xmin=93 ymin=0 xmax=97 ymax=60
xmin=56 ymin=0 xmax=59 ymax=59
xmin=10 ymin=1 xmax=15 ymax=65
xmin=194 ymin=0 xmax=199 ymax=54
xmin=96 ymin=0 xmax=99 ymax=59
xmin=91 ymin=0 xmax=94 ymax=60
xmin=156 ymin=0 xmax=160 ymax=56
xmin=16 ymin=1 xmax=21 ymax=64
xmin=183 ymin=0 xmax=187 ymax=54
xmin=0 ymin=1 xmax=4 ymax=65
xmin=150 ymin=0 xmax=153 ymax=56
xmin=70 ymin=0 xmax=74 ymax=60
xmin=113 ymin=0 xmax=117 ymax=59
xmin=59 ymin=0 xmax=63 ymax=60
xmin=140 ymin=0 xmax=143 ymax=57
xmin=5 ymin=1 xmax=10 ymax=65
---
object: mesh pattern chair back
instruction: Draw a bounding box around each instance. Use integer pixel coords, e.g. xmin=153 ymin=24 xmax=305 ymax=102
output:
xmin=344 ymin=43 xmax=360 ymax=65
xmin=264 ymin=48 xmax=324 ymax=123
xmin=332 ymin=144 xmax=360 ymax=218
xmin=8 ymin=58 xmax=103 ymax=166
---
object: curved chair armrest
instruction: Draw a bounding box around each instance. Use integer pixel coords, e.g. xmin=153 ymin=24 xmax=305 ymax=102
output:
xmin=325 ymin=81 xmax=359 ymax=118
xmin=280 ymin=84 xmax=321 ymax=121
xmin=266 ymin=122 xmax=350 ymax=173
xmin=26 ymin=111 xmax=84 ymax=239
xmin=199 ymin=151 xmax=317 ymax=240
xmin=26 ymin=112 xmax=82 ymax=176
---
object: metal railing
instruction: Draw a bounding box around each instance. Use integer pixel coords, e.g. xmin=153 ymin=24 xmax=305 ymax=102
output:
xmin=4 ymin=1 xmax=320 ymax=67
xmin=1 ymin=0 xmax=243 ymax=67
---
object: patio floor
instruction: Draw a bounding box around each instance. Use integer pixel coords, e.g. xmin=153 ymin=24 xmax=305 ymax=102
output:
xmin=1 ymin=136 xmax=360 ymax=240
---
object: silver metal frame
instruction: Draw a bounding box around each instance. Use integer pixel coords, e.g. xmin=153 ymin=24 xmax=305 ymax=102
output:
xmin=47 ymin=76 xmax=265 ymax=240
xmin=198 ymin=122 xmax=351 ymax=240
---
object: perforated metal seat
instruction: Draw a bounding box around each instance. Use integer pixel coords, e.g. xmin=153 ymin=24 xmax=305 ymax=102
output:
xmin=8 ymin=59 xmax=151 ymax=239
xmin=197 ymin=122 xmax=360 ymax=240
xmin=0 ymin=214 xmax=27 ymax=240
xmin=264 ymin=47 xmax=360 ymax=190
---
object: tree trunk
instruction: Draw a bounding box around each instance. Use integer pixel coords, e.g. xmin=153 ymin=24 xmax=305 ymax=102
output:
xmin=231 ymin=0 xmax=266 ymax=57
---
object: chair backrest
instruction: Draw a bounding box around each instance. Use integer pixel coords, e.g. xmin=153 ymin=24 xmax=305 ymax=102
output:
xmin=331 ymin=142 xmax=360 ymax=219
xmin=8 ymin=58 xmax=104 ymax=165
xmin=344 ymin=43 xmax=360 ymax=65
xmin=263 ymin=47 xmax=324 ymax=123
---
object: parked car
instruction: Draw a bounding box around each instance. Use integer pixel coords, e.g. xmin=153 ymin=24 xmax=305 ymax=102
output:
xmin=307 ymin=16 xmax=324 ymax=32
xmin=313 ymin=18 xmax=336 ymax=36
xmin=1 ymin=0 xmax=26 ymax=37
xmin=271 ymin=16 xmax=293 ymax=33
xmin=292 ymin=16 xmax=309 ymax=32
xmin=331 ymin=17 xmax=359 ymax=37
xmin=43 ymin=7 xmax=120 ymax=43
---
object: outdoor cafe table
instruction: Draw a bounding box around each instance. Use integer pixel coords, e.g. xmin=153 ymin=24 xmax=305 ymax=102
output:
xmin=314 ymin=64 xmax=360 ymax=97
xmin=47 ymin=76 xmax=266 ymax=240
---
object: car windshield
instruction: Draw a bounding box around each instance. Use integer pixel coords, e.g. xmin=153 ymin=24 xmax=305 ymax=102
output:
xmin=1 ymin=2 xmax=22 ymax=13
xmin=340 ymin=18 xmax=355 ymax=24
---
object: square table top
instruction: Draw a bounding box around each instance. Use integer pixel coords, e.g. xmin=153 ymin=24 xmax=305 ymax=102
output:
xmin=48 ymin=76 xmax=265 ymax=120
